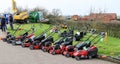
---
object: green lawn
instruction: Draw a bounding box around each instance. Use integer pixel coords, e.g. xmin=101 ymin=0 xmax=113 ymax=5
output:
xmin=7 ymin=23 xmax=120 ymax=57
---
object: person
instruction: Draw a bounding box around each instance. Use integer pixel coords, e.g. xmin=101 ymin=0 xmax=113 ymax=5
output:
xmin=0 ymin=18 xmax=1 ymax=29
xmin=1 ymin=16 xmax=7 ymax=32
xmin=9 ymin=14 xmax=14 ymax=30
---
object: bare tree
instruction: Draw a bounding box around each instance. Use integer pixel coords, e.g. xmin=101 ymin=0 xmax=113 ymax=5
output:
xmin=17 ymin=7 xmax=28 ymax=14
xmin=52 ymin=9 xmax=61 ymax=17
xmin=51 ymin=9 xmax=62 ymax=24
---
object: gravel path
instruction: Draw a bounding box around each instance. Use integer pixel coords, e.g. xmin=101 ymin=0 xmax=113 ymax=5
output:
xmin=0 ymin=31 xmax=117 ymax=64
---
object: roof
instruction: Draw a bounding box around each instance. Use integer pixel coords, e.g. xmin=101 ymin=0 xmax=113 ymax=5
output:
xmin=90 ymin=13 xmax=117 ymax=20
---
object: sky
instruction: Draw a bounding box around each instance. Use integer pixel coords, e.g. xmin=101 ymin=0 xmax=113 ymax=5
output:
xmin=0 ymin=0 xmax=120 ymax=16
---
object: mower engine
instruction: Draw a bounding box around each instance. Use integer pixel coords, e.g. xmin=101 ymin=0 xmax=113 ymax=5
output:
xmin=63 ymin=41 xmax=91 ymax=58
xmin=22 ymin=33 xmax=45 ymax=48
xmin=73 ymin=46 xmax=98 ymax=60
xmin=29 ymin=36 xmax=53 ymax=50
xmin=49 ymin=37 xmax=73 ymax=55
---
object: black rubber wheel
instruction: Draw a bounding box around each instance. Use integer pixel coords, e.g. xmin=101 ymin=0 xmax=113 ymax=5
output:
xmin=93 ymin=54 xmax=98 ymax=58
xmin=12 ymin=42 xmax=16 ymax=46
xmin=62 ymin=52 xmax=64 ymax=55
xmin=30 ymin=45 xmax=34 ymax=50
xmin=3 ymin=38 xmax=7 ymax=42
xmin=42 ymin=48 xmax=47 ymax=52
xmin=7 ymin=41 xmax=10 ymax=44
xmin=52 ymin=51 xmax=56 ymax=55
xmin=72 ymin=56 xmax=75 ymax=58
xmin=66 ymin=53 xmax=70 ymax=58
xmin=75 ymin=56 xmax=80 ymax=61
xmin=88 ymin=55 xmax=92 ymax=59
xmin=21 ymin=43 xmax=25 ymax=48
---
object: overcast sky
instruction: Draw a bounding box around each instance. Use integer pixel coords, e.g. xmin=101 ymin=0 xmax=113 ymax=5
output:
xmin=0 ymin=0 xmax=120 ymax=16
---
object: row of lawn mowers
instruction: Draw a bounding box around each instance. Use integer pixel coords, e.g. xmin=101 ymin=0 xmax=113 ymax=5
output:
xmin=1 ymin=25 xmax=106 ymax=60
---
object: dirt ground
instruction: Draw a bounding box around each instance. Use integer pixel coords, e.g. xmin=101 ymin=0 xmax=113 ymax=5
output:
xmin=0 ymin=31 xmax=117 ymax=64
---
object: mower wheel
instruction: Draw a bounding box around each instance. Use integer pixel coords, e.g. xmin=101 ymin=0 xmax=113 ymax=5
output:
xmin=88 ymin=55 xmax=92 ymax=59
xmin=72 ymin=56 xmax=75 ymax=58
xmin=30 ymin=45 xmax=34 ymax=50
xmin=93 ymin=54 xmax=98 ymax=58
xmin=52 ymin=51 xmax=56 ymax=55
xmin=3 ymin=38 xmax=7 ymax=42
xmin=62 ymin=52 xmax=64 ymax=55
xmin=75 ymin=56 xmax=80 ymax=61
xmin=21 ymin=43 xmax=25 ymax=48
xmin=47 ymin=50 xmax=50 ymax=53
xmin=12 ymin=42 xmax=16 ymax=46
xmin=42 ymin=48 xmax=47 ymax=52
xmin=7 ymin=41 xmax=10 ymax=44
xmin=66 ymin=53 xmax=70 ymax=58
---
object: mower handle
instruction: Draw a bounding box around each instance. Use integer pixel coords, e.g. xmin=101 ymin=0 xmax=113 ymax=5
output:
xmin=91 ymin=32 xmax=106 ymax=46
xmin=36 ymin=25 xmax=53 ymax=38
xmin=85 ymin=29 xmax=96 ymax=41
xmin=89 ymin=32 xmax=105 ymax=43
xmin=12 ymin=24 xmax=22 ymax=35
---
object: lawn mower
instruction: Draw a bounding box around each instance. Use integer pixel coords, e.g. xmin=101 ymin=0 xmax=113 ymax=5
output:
xmin=63 ymin=32 xmax=105 ymax=60
xmin=43 ymin=37 xmax=68 ymax=53
xmin=48 ymin=29 xmax=80 ymax=55
xmin=52 ymin=29 xmax=74 ymax=46
xmin=49 ymin=36 xmax=74 ymax=55
xmin=2 ymin=24 xmax=22 ymax=42
xmin=59 ymin=29 xmax=74 ymax=37
xmin=3 ymin=24 xmax=32 ymax=44
xmin=29 ymin=32 xmax=55 ymax=50
xmin=11 ymin=29 xmax=34 ymax=46
xmin=41 ymin=29 xmax=74 ymax=53
xmin=21 ymin=25 xmax=52 ymax=48
xmin=41 ymin=35 xmax=63 ymax=52
xmin=62 ymin=30 xmax=97 ymax=57
xmin=9 ymin=25 xmax=36 ymax=45
xmin=47 ymin=28 xmax=89 ymax=54
xmin=74 ymin=31 xmax=85 ymax=41
xmin=74 ymin=28 xmax=96 ymax=41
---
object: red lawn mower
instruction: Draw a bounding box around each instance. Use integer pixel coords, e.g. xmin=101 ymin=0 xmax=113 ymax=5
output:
xmin=63 ymin=32 xmax=105 ymax=60
xmin=41 ymin=36 xmax=63 ymax=52
xmin=29 ymin=32 xmax=55 ymax=50
xmin=49 ymin=29 xmax=88 ymax=55
xmin=11 ymin=31 xmax=35 ymax=46
xmin=63 ymin=30 xmax=97 ymax=57
xmin=21 ymin=33 xmax=44 ymax=47
xmin=8 ymin=29 xmax=34 ymax=46
xmin=49 ymin=36 xmax=73 ymax=55
xmin=21 ymin=26 xmax=52 ymax=48
xmin=3 ymin=24 xmax=35 ymax=45
xmin=42 ymin=29 xmax=74 ymax=53
xmin=45 ymin=37 xmax=67 ymax=53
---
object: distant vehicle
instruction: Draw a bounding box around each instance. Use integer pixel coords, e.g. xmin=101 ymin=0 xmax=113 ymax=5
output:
xmin=41 ymin=19 xmax=50 ymax=24
xmin=12 ymin=0 xmax=29 ymax=23
xmin=28 ymin=11 xmax=44 ymax=23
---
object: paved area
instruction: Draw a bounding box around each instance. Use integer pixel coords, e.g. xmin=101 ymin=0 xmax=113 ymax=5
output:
xmin=0 ymin=31 xmax=117 ymax=64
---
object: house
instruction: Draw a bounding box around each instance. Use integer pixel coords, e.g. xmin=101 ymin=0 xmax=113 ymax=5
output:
xmin=89 ymin=13 xmax=117 ymax=22
xmin=80 ymin=16 xmax=90 ymax=21
xmin=71 ymin=15 xmax=80 ymax=21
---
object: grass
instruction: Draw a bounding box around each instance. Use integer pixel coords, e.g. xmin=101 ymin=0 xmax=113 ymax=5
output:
xmin=7 ymin=23 xmax=120 ymax=57
xmin=96 ymin=37 xmax=120 ymax=57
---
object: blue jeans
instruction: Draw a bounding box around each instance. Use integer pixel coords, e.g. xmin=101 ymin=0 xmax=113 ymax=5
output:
xmin=1 ymin=25 xmax=6 ymax=32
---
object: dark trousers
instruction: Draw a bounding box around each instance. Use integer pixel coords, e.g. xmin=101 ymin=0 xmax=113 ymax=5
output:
xmin=1 ymin=25 xmax=6 ymax=32
xmin=10 ymin=23 xmax=14 ymax=30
